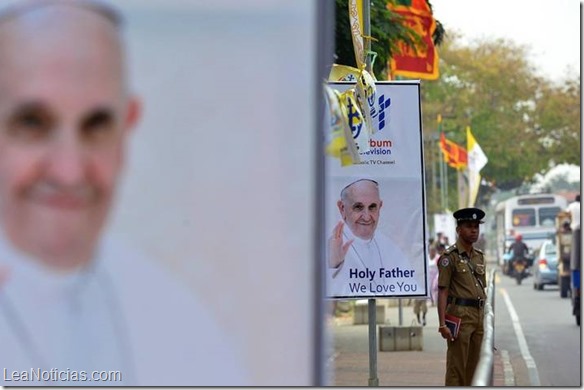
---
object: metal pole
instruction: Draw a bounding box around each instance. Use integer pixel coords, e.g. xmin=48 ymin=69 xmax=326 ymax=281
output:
xmin=439 ymin=150 xmax=445 ymax=210
xmin=431 ymin=136 xmax=437 ymax=207
xmin=398 ymin=299 xmax=403 ymax=325
xmin=363 ymin=1 xmax=378 ymax=386
xmin=367 ymin=298 xmax=379 ymax=386
xmin=363 ymin=0 xmax=372 ymax=72
xmin=458 ymin=168 xmax=469 ymax=209
xmin=444 ymin=158 xmax=449 ymax=210
xmin=457 ymin=169 xmax=463 ymax=209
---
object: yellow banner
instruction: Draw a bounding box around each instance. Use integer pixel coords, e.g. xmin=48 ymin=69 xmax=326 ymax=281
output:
xmin=328 ymin=64 xmax=360 ymax=82
xmin=339 ymin=88 xmax=370 ymax=154
xmin=324 ymin=85 xmax=360 ymax=166
xmin=355 ymin=68 xmax=377 ymax=137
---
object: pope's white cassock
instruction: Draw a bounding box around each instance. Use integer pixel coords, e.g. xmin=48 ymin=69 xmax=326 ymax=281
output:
xmin=0 ymin=234 xmax=248 ymax=386
xmin=327 ymin=226 xmax=419 ymax=297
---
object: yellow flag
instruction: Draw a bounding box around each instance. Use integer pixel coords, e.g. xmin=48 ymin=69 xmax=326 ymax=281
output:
xmin=355 ymin=68 xmax=377 ymax=136
xmin=324 ymin=85 xmax=360 ymax=166
xmin=339 ymin=89 xmax=370 ymax=154
xmin=328 ymin=64 xmax=360 ymax=82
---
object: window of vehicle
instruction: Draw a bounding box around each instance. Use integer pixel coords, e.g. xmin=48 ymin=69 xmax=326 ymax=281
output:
xmin=512 ymin=208 xmax=536 ymax=227
xmin=518 ymin=196 xmax=555 ymax=205
xmin=539 ymin=207 xmax=561 ymax=227
xmin=544 ymin=243 xmax=557 ymax=256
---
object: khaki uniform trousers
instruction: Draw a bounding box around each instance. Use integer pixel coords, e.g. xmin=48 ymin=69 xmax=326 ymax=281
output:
xmin=445 ymin=304 xmax=484 ymax=386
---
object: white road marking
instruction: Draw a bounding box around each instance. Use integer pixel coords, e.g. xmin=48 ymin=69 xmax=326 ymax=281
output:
xmin=500 ymin=287 xmax=541 ymax=386
xmin=500 ymin=349 xmax=515 ymax=386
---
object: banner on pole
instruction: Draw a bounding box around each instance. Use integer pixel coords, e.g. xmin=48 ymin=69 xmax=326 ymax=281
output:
xmin=440 ymin=132 xmax=467 ymax=169
xmin=467 ymin=126 xmax=489 ymax=207
xmin=348 ymin=0 xmax=365 ymax=69
xmin=325 ymin=82 xmax=427 ymax=299
xmin=387 ymin=0 xmax=439 ymax=80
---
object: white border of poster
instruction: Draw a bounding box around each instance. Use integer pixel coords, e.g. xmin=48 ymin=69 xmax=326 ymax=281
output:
xmin=325 ymin=81 xmax=427 ymax=299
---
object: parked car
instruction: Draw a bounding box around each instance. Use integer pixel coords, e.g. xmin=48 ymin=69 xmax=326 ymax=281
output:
xmin=533 ymin=240 xmax=558 ymax=290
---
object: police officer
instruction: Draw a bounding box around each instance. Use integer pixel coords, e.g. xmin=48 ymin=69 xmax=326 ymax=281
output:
xmin=437 ymin=207 xmax=487 ymax=386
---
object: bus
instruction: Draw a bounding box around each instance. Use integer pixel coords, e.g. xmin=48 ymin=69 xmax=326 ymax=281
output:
xmin=494 ymin=193 xmax=568 ymax=273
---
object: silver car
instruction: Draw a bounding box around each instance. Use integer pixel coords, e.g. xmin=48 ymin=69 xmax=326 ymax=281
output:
xmin=533 ymin=240 xmax=559 ymax=290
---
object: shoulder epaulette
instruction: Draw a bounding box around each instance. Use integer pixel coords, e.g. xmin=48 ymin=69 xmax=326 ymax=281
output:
xmin=475 ymin=248 xmax=484 ymax=255
xmin=444 ymin=244 xmax=457 ymax=255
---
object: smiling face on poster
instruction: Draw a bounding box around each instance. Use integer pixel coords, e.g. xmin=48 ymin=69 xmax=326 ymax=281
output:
xmin=325 ymin=82 xmax=427 ymax=299
xmin=0 ymin=0 xmax=326 ymax=386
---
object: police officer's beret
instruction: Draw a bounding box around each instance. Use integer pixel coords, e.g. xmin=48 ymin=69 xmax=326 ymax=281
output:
xmin=453 ymin=207 xmax=485 ymax=223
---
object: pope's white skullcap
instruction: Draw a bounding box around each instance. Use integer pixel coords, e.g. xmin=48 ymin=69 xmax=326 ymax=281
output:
xmin=340 ymin=177 xmax=379 ymax=194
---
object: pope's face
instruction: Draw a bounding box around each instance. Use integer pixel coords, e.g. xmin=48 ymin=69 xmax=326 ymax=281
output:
xmin=338 ymin=180 xmax=382 ymax=240
xmin=0 ymin=6 xmax=138 ymax=268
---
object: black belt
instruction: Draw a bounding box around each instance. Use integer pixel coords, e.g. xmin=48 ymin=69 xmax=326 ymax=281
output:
xmin=448 ymin=296 xmax=485 ymax=308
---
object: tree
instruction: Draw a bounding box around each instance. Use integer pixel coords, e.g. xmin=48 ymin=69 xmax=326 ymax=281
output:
xmin=421 ymin=34 xmax=580 ymax=197
xmin=334 ymin=0 xmax=444 ymax=79
xmin=333 ymin=3 xmax=580 ymax=213
xmin=532 ymin=76 xmax=581 ymax=166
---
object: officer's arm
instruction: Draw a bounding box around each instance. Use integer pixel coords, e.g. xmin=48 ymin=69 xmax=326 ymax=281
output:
xmin=436 ymin=252 xmax=454 ymax=340
xmin=437 ymin=286 xmax=449 ymax=327
xmin=437 ymin=287 xmax=453 ymax=340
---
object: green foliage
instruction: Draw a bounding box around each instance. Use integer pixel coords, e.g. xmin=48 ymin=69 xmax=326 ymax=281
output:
xmin=533 ymin=77 xmax=581 ymax=166
xmin=421 ymin=34 xmax=580 ymax=201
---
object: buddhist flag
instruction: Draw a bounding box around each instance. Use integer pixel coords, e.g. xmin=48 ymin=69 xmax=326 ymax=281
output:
xmin=467 ymin=127 xmax=488 ymax=206
xmin=439 ymin=132 xmax=467 ymax=169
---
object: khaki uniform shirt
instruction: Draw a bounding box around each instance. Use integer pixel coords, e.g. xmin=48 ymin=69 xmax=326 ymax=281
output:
xmin=437 ymin=239 xmax=486 ymax=300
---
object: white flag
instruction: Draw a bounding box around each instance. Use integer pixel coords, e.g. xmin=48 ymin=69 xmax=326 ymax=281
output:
xmin=467 ymin=127 xmax=488 ymax=207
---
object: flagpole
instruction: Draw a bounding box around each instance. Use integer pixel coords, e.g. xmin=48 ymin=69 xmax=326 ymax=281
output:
xmin=439 ymin=149 xmax=445 ymax=210
xmin=431 ymin=134 xmax=438 ymax=207
xmin=439 ymin=154 xmax=443 ymax=209
xmin=443 ymin=156 xmax=448 ymax=211
xmin=457 ymin=168 xmax=468 ymax=209
xmin=437 ymin=115 xmax=449 ymax=212
xmin=362 ymin=1 xmax=379 ymax=387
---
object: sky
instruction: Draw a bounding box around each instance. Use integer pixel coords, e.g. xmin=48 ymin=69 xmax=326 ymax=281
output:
xmin=431 ymin=0 xmax=581 ymax=83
